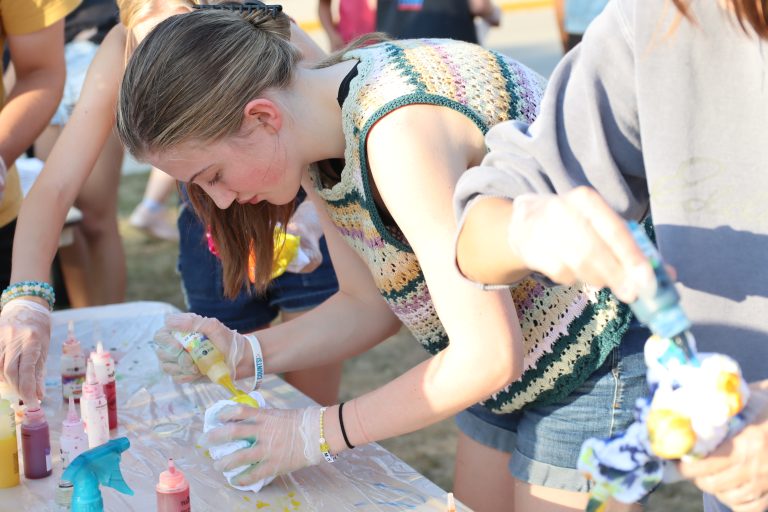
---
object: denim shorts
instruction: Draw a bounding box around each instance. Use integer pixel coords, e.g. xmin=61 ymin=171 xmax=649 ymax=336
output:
xmin=177 ymin=203 xmax=339 ymax=332
xmin=51 ymin=41 xmax=99 ymax=126
xmin=455 ymin=320 xmax=650 ymax=492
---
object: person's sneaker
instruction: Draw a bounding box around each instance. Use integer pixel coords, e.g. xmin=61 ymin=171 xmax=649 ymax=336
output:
xmin=129 ymin=203 xmax=179 ymax=242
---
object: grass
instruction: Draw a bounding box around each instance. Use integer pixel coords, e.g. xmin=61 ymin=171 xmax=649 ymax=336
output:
xmin=116 ymin=172 xmax=703 ymax=510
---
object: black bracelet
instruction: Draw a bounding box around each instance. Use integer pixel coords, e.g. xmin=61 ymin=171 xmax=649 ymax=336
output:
xmin=338 ymin=402 xmax=355 ymax=449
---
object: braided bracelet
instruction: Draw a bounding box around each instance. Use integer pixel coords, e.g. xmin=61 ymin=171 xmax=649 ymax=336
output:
xmin=319 ymin=407 xmax=337 ymax=463
xmin=1 ymin=281 xmax=55 ymax=311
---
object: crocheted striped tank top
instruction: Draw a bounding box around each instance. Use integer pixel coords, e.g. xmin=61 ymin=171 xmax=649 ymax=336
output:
xmin=310 ymin=39 xmax=633 ymax=413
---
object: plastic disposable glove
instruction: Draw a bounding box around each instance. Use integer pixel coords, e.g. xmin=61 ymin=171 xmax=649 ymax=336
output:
xmin=152 ymin=313 xmax=250 ymax=383
xmin=506 ymin=189 xmax=656 ymax=303
xmin=0 ymin=298 xmax=51 ymax=404
xmin=285 ymin=200 xmax=324 ymax=274
xmin=199 ymin=406 xmax=327 ymax=485
xmin=679 ymin=383 xmax=768 ymax=512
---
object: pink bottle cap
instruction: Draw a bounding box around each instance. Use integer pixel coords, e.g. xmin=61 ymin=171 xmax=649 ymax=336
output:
xmin=62 ymin=397 xmax=85 ymax=436
xmin=157 ymin=459 xmax=189 ymax=492
xmin=91 ymin=341 xmax=112 ymax=362
xmin=90 ymin=342 xmax=115 ymax=382
xmin=81 ymin=360 xmax=104 ymax=400
xmin=62 ymin=321 xmax=82 ymax=356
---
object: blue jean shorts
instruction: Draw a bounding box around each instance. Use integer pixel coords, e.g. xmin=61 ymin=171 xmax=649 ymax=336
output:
xmin=456 ymin=320 xmax=650 ymax=492
xmin=51 ymin=41 xmax=99 ymax=126
xmin=177 ymin=203 xmax=339 ymax=332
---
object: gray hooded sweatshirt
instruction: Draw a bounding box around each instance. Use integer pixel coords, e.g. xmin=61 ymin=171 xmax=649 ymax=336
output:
xmin=455 ymin=0 xmax=768 ymax=383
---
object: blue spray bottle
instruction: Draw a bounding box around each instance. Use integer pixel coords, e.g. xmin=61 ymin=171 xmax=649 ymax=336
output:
xmin=626 ymin=221 xmax=697 ymax=363
xmin=61 ymin=437 xmax=134 ymax=512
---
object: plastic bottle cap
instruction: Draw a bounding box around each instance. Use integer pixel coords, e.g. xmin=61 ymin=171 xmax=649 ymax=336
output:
xmin=93 ymin=341 xmax=107 ymax=359
xmin=62 ymin=397 xmax=85 ymax=433
xmin=157 ymin=459 xmax=188 ymax=492
xmin=86 ymin=360 xmax=97 ymax=385
xmin=82 ymin=360 xmax=104 ymax=399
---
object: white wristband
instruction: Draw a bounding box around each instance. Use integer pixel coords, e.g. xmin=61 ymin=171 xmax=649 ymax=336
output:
xmin=245 ymin=334 xmax=264 ymax=391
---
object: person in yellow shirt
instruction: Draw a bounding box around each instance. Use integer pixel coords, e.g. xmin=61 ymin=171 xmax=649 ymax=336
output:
xmin=0 ymin=0 xmax=81 ymax=290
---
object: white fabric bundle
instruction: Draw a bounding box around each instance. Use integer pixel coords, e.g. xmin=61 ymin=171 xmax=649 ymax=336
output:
xmin=203 ymin=391 xmax=275 ymax=492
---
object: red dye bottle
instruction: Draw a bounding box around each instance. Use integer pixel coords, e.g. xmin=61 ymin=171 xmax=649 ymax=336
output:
xmin=21 ymin=407 xmax=52 ymax=479
xmin=91 ymin=341 xmax=117 ymax=429
xmin=156 ymin=459 xmax=191 ymax=512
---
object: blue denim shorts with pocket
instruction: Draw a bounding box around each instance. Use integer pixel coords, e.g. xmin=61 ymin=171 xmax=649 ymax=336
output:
xmin=177 ymin=203 xmax=339 ymax=333
xmin=456 ymin=320 xmax=650 ymax=492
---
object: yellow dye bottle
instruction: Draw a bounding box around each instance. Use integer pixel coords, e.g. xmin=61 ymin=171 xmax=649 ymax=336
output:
xmin=0 ymin=397 xmax=20 ymax=488
xmin=172 ymin=331 xmax=261 ymax=408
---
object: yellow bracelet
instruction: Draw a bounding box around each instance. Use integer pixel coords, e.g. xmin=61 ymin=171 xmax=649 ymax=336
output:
xmin=319 ymin=407 xmax=337 ymax=463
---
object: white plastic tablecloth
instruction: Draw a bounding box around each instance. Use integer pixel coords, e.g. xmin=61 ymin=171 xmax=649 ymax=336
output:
xmin=0 ymin=302 xmax=465 ymax=511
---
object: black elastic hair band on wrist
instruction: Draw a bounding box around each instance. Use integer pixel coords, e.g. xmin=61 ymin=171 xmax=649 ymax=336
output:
xmin=338 ymin=402 xmax=355 ymax=449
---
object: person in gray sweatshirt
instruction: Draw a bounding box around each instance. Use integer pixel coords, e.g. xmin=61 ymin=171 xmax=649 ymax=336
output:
xmin=453 ymin=1 xmax=768 ymax=511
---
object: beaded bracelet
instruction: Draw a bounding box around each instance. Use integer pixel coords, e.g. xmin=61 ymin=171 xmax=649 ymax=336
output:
xmin=318 ymin=407 xmax=337 ymax=463
xmin=1 ymin=281 xmax=55 ymax=311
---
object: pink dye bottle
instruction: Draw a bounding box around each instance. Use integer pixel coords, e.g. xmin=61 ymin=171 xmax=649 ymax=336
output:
xmin=80 ymin=360 xmax=110 ymax=448
xmin=90 ymin=341 xmax=117 ymax=429
xmin=21 ymin=406 xmax=52 ymax=479
xmin=156 ymin=459 xmax=191 ymax=512
xmin=61 ymin=321 xmax=86 ymax=403
xmin=60 ymin=397 xmax=88 ymax=470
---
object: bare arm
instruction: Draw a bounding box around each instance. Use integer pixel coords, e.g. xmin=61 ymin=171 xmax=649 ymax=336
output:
xmin=553 ymin=0 xmax=568 ymax=52
xmin=468 ymin=0 xmax=500 ymax=26
xmin=0 ymin=20 xmax=67 ymax=166
xmin=340 ymin=105 xmax=522 ymax=446
xmin=316 ymin=0 xmax=344 ymax=51
xmin=10 ymin=26 xmax=126 ymax=285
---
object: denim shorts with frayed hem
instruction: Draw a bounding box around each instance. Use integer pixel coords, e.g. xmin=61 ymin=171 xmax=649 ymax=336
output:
xmin=455 ymin=320 xmax=650 ymax=492
xmin=177 ymin=204 xmax=339 ymax=333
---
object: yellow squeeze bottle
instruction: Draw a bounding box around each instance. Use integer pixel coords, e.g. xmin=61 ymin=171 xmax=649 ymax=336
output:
xmin=0 ymin=397 xmax=20 ymax=488
xmin=171 ymin=331 xmax=260 ymax=408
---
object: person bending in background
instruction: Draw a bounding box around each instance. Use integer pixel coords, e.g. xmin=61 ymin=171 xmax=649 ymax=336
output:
xmin=118 ymin=7 xmax=647 ymax=511
xmin=32 ymin=0 xmax=124 ymax=309
xmin=0 ymin=0 xmax=341 ymax=409
xmin=0 ymin=0 xmax=79 ymax=404
xmin=454 ymin=1 xmax=768 ymax=511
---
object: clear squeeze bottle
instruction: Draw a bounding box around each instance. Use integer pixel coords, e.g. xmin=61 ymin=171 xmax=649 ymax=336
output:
xmin=61 ymin=321 xmax=87 ymax=402
xmin=156 ymin=458 xmax=191 ymax=512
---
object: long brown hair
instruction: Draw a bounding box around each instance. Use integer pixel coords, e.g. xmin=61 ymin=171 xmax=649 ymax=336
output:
xmin=116 ymin=6 xmax=299 ymax=297
xmin=117 ymin=5 xmax=387 ymax=297
xmin=672 ymin=0 xmax=768 ymax=38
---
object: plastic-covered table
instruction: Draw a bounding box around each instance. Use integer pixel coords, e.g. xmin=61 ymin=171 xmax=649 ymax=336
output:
xmin=1 ymin=302 xmax=465 ymax=511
